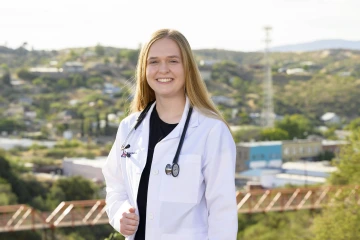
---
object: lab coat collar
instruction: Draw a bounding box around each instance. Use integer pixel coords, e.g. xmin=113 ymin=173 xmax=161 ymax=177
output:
xmin=136 ymin=95 xmax=199 ymax=141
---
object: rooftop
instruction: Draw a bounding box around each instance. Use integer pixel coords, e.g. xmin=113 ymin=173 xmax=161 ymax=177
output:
xmin=63 ymin=156 xmax=107 ymax=168
xmin=282 ymin=161 xmax=337 ymax=173
xmin=276 ymin=173 xmax=326 ymax=183
xmin=238 ymin=141 xmax=282 ymax=147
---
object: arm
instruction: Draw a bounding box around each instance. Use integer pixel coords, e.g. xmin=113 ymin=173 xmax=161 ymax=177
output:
xmin=102 ymin=122 xmax=135 ymax=234
xmin=203 ymin=121 xmax=238 ymax=240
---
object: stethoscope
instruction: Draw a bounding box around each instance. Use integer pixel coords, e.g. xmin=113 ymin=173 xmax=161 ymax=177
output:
xmin=121 ymin=101 xmax=193 ymax=177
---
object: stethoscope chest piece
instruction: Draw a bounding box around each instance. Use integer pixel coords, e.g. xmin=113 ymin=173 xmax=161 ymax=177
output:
xmin=165 ymin=163 xmax=180 ymax=177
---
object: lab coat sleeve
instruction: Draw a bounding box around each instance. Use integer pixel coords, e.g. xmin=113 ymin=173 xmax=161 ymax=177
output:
xmin=203 ymin=121 xmax=238 ymax=240
xmin=102 ymin=122 xmax=133 ymax=234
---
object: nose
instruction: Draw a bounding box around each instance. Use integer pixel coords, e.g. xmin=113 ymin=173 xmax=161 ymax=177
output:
xmin=159 ymin=62 xmax=169 ymax=73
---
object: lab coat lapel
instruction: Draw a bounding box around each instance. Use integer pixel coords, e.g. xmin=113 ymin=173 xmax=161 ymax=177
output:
xmin=133 ymin=102 xmax=156 ymax=170
xmin=161 ymin=96 xmax=199 ymax=141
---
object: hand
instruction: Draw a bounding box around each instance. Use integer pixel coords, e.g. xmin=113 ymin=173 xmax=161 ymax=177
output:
xmin=119 ymin=207 xmax=139 ymax=236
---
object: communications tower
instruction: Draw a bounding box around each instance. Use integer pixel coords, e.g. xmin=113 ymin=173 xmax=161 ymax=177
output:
xmin=261 ymin=26 xmax=275 ymax=128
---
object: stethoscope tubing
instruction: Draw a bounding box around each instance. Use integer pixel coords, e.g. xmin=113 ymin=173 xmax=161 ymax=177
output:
xmin=120 ymin=101 xmax=193 ymax=177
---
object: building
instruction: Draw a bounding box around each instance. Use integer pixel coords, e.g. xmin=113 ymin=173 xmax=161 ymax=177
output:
xmin=62 ymin=62 xmax=84 ymax=73
xmin=211 ymin=96 xmax=235 ymax=106
xmin=103 ymin=83 xmax=121 ymax=96
xmin=0 ymin=137 xmax=56 ymax=150
xmin=282 ymin=139 xmax=322 ymax=162
xmin=322 ymin=140 xmax=348 ymax=155
xmin=321 ymin=112 xmax=341 ymax=125
xmin=236 ymin=168 xmax=282 ymax=188
xmin=199 ymin=70 xmax=211 ymax=81
xmin=237 ymin=160 xmax=337 ymax=189
xmin=271 ymin=161 xmax=337 ymax=188
xmin=236 ymin=141 xmax=282 ymax=172
xmin=62 ymin=157 xmax=106 ymax=182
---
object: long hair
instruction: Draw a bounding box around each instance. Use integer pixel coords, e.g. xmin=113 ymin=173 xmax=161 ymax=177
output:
xmin=130 ymin=29 xmax=229 ymax=128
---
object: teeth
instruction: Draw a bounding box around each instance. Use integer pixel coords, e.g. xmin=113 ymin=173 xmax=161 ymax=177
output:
xmin=157 ymin=78 xmax=172 ymax=82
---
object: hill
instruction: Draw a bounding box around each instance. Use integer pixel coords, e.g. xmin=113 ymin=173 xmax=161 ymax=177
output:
xmin=270 ymin=39 xmax=360 ymax=52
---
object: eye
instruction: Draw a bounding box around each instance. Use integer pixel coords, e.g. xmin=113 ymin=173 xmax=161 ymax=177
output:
xmin=148 ymin=60 xmax=158 ymax=64
xmin=169 ymin=60 xmax=179 ymax=63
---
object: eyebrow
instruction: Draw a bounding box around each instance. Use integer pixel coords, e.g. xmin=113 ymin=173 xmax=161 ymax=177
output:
xmin=147 ymin=55 xmax=181 ymax=60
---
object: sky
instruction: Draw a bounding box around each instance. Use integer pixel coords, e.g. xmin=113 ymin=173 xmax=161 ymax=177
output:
xmin=1 ymin=0 xmax=360 ymax=52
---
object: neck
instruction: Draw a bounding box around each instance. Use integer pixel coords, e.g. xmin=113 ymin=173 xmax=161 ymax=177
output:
xmin=155 ymin=95 xmax=186 ymax=124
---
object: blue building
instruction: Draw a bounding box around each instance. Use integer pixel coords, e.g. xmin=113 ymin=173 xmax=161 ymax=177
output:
xmin=236 ymin=141 xmax=282 ymax=172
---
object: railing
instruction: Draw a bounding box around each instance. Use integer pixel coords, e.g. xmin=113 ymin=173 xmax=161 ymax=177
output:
xmin=236 ymin=185 xmax=358 ymax=213
xmin=0 ymin=185 xmax=358 ymax=232
xmin=0 ymin=200 xmax=107 ymax=232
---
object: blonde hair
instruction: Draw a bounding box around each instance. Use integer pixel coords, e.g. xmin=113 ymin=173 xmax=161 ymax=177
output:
xmin=130 ymin=29 xmax=229 ymax=128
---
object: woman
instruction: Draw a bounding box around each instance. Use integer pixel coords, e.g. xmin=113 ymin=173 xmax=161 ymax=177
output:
xmin=102 ymin=29 xmax=237 ymax=240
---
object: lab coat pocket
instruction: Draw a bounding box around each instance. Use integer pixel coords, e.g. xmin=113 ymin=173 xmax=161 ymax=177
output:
xmin=159 ymin=154 xmax=201 ymax=204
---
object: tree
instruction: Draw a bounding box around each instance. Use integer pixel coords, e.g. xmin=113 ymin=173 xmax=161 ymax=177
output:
xmin=71 ymin=74 xmax=84 ymax=87
xmin=0 ymin=72 xmax=11 ymax=86
xmin=120 ymin=49 xmax=139 ymax=65
xmin=95 ymin=44 xmax=105 ymax=57
xmin=275 ymin=114 xmax=314 ymax=139
xmin=238 ymin=112 xmax=251 ymax=125
xmin=51 ymin=176 xmax=98 ymax=201
xmin=56 ymin=78 xmax=70 ymax=90
xmin=312 ymin=130 xmax=360 ymax=238
xmin=115 ymin=52 xmax=121 ymax=66
xmin=329 ymin=129 xmax=360 ymax=185
xmin=104 ymin=113 xmax=110 ymax=136
xmin=312 ymin=191 xmax=360 ymax=240
xmin=0 ymin=179 xmax=18 ymax=205
xmin=96 ymin=113 xmax=101 ymax=137
xmin=260 ymin=128 xmax=289 ymax=141
xmin=80 ymin=113 xmax=85 ymax=138
xmin=345 ymin=117 xmax=360 ymax=131
xmin=17 ymin=68 xmax=36 ymax=81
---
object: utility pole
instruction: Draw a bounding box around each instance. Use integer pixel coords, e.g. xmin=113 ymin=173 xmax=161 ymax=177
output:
xmin=261 ymin=26 xmax=275 ymax=128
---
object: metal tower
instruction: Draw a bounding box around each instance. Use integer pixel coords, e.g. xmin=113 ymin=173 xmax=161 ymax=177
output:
xmin=261 ymin=26 xmax=275 ymax=128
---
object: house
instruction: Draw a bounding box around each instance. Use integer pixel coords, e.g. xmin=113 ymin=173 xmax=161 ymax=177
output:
xmin=18 ymin=96 xmax=33 ymax=105
xmin=4 ymin=104 xmax=24 ymax=117
xmin=24 ymin=111 xmax=37 ymax=119
xmin=211 ymin=96 xmax=235 ymax=106
xmin=29 ymin=67 xmax=62 ymax=73
xmin=321 ymin=112 xmax=341 ymax=125
xmin=10 ymin=79 xmax=27 ymax=90
xmin=62 ymin=62 xmax=84 ymax=73
xmin=199 ymin=59 xmax=220 ymax=67
xmin=286 ymin=68 xmax=306 ymax=75
xmin=199 ymin=70 xmax=211 ymax=81
xmin=103 ymin=83 xmax=121 ymax=96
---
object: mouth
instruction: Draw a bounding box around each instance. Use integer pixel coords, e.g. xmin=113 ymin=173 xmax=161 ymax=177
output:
xmin=156 ymin=78 xmax=173 ymax=83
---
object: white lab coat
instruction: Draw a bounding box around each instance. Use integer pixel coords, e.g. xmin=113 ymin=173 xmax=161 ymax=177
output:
xmin=102 ymin=97 xmax=238 ymax=240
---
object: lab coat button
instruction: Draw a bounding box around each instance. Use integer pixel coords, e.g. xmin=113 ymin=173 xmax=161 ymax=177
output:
xmin=149 ymin=213 xmax=154 ymax=220
xmin=153 ymin=169 xmax=159 ymax=175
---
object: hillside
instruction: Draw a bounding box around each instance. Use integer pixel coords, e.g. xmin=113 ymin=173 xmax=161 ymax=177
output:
xmin=1 ymin=46 xmax=359 ymax=137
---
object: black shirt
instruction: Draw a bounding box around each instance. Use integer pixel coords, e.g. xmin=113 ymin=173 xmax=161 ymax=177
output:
xmin=135 ymin=107 xmax=178 ymax=240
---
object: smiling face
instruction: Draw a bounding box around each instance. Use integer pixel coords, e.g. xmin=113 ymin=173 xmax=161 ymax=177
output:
xmin=146 ymin=38 xmax=185 ymax=100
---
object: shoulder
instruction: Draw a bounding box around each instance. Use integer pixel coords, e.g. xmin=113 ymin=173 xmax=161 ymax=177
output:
xmin=194 ymin=108 xmax=229 ymax=133
xmin=119 ymin=112 xmax=140 ymax=130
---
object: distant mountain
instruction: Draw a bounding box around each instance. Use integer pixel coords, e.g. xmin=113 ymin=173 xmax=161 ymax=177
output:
xmin=270 ymin=39 xmax=360 ymax=52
